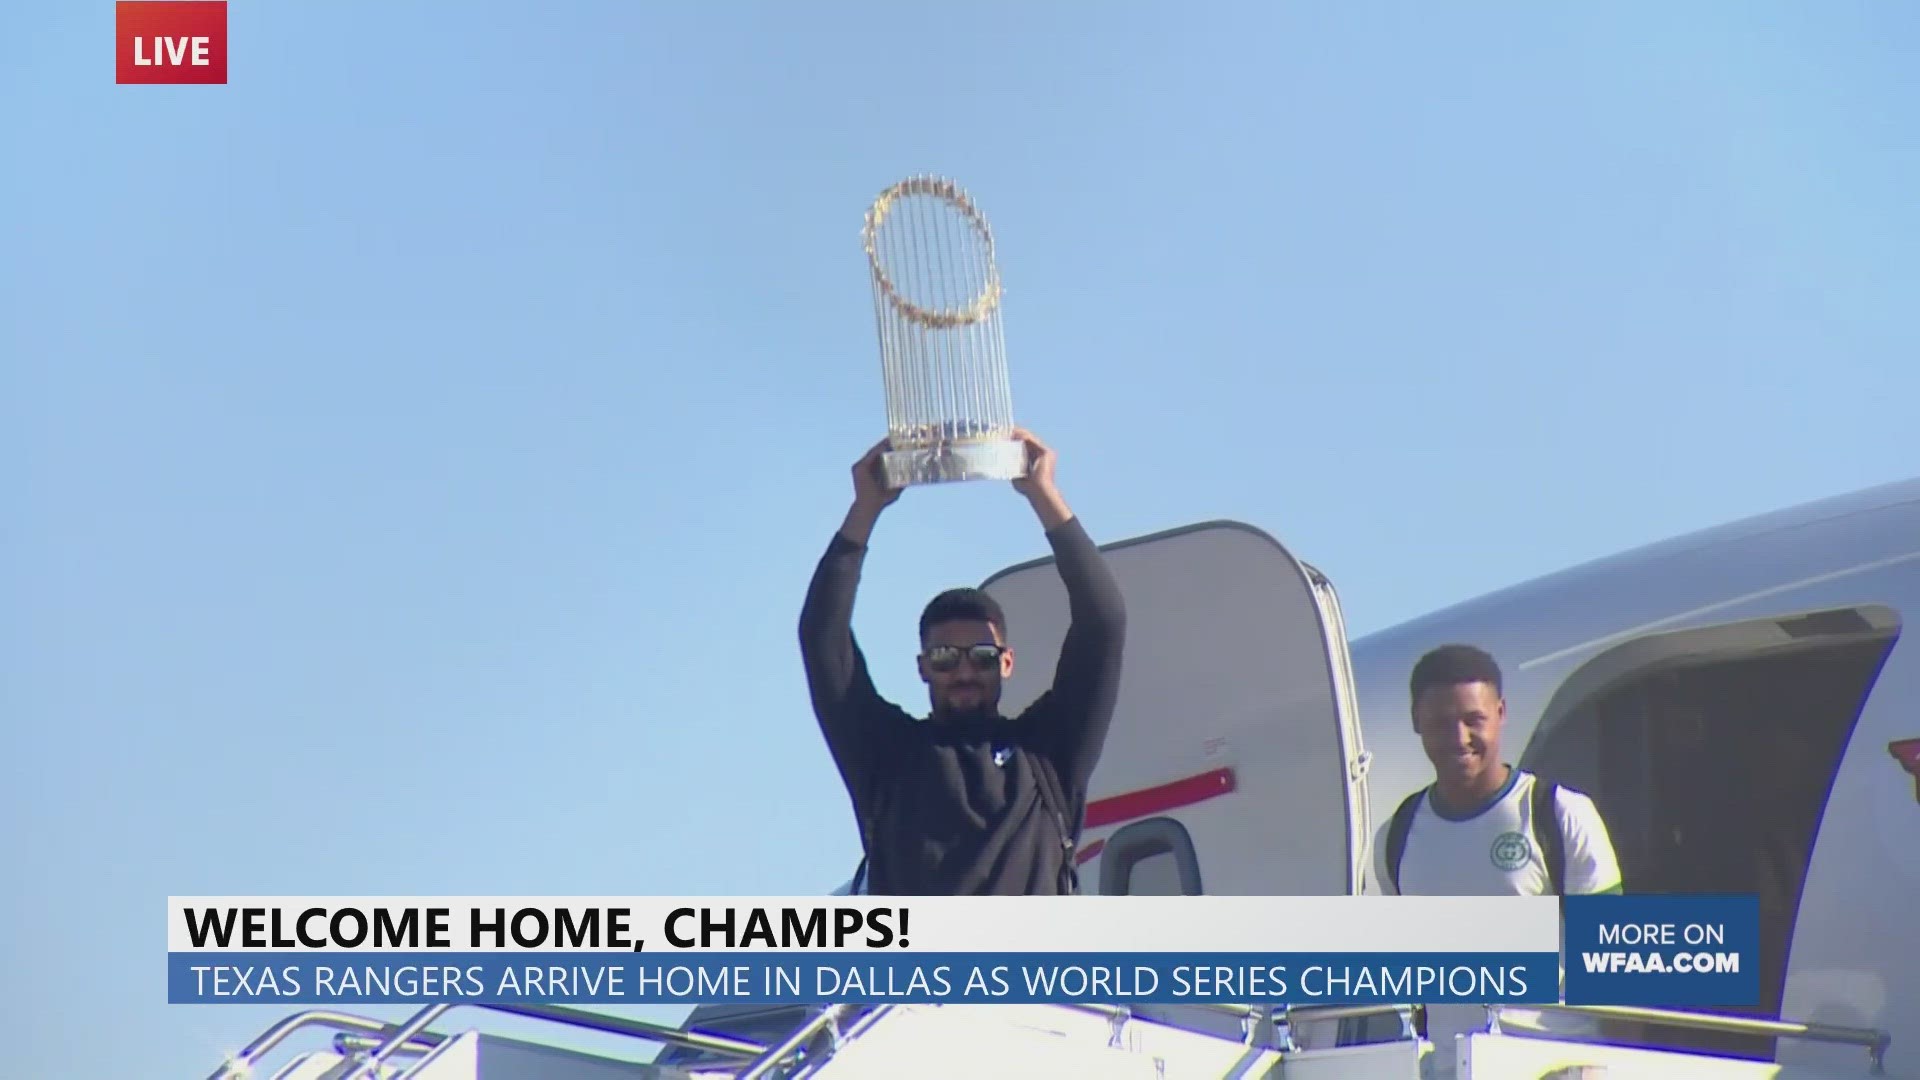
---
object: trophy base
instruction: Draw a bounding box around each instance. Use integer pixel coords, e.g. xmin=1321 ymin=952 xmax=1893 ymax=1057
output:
xmin=883 ymin=438 xmax=1028 ymax=488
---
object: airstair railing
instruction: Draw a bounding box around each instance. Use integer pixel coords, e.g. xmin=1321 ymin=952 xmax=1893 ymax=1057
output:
xmin=1066 ymin=1001 xmax=1280 ymax=1047
xmin=219 ymin=996 xmax=1893 ymax=1079
xmin=328 ymin=1001 xmax=773 ymax=1079
xmin=1279 ymin=1001 xmax=1418 ymax=1050
xmin=1488 ymin=1003 xmax=1891 ymax=1074
xmin=206 ymin=1010 xmax=445 ymax=1079
xmin=338 ymin=1005 xmax=454 ymax=1078
xmin=1269 ymin=998 xmax=1891 ymax=1073
xmin=219 ymin=999 xmax=989 ymax=1080
xmin=482 ymin=1002 xmax=769 ymax=1057
xmin=734 ymin=1002 xmax=879 ymax=1080
xmin=1060 ymin=1002 xmax=1137 ymax=1047
xmin=333 ymin=1032 xmax=444 ymax=1058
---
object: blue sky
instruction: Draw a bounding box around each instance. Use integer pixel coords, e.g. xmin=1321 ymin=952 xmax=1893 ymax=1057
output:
xmin=4 ymin=2 xmax=1917 ymax=1074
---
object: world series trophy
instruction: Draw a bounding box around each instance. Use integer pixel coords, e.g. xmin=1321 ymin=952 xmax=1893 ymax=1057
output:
xmin=862 ymin=175 xmax=1028 ymax=488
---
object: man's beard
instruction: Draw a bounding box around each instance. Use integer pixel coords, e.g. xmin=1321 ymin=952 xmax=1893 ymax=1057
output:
xmin=934 ymin=687 xmax=998 ymax=723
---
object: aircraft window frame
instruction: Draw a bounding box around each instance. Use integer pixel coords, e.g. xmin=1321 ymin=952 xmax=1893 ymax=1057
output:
xmin=1097 ymin=816 xmax=1204 ymax=896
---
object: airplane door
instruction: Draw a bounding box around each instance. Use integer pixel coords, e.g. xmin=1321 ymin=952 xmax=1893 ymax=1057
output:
xmin=981 ymin=521 xmax=1372 ymax=896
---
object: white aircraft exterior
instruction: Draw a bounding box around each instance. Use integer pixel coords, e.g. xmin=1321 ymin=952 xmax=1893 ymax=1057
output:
xmin=987 ymin=473 xmax=1916 ymax=1078
xmin=210 ymin=477 xmax=1918 ymax=1079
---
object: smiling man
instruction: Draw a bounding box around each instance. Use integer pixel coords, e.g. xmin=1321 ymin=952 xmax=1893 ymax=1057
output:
xmin=1366 ymin=644 xmax=1624 ymax=1068
xmin=1378 ymin=643 xmax=1622 ymax=900
xmin=798 ymin=430 xmax=1126 ymax=896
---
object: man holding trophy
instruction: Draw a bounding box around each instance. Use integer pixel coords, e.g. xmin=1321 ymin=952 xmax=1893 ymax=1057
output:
xmin=797 ymin=176 xmax=1128 ymax=895
xmin=798 ymin=430 xmax=1126 ymax=896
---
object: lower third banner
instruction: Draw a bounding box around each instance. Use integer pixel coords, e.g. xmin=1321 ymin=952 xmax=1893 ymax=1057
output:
xmin=168 ymin=951 xmax=1559 ymax=1006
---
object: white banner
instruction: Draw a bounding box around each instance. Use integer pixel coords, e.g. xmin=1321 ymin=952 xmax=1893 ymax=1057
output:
xmin=167 ymin=895 xmax=1558 ymax=954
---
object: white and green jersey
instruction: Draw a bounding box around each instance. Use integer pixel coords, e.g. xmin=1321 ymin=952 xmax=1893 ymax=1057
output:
xmin=1361 ymin=768 xmax=1624 ymax=1069
xmin=1376 ymin=767 xmax=1623 ymax=897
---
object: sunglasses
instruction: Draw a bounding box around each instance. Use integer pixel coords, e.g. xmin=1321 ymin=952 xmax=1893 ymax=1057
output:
xmin=924 ymin=643 xmax=1006 ymax=673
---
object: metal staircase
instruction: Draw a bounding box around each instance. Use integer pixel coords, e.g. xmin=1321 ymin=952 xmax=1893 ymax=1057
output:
xmin=206 ymin=998 xmax=1893 ymax=1080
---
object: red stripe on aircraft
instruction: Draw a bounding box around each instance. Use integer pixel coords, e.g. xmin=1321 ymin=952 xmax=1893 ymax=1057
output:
xmin=1891 ymin=738 xmax=1920 ymax=803
xmin=1083 ymin=767 xmax=1237 ymax=830
xmin=1075 ymin=838 xmax=1105 ymax=866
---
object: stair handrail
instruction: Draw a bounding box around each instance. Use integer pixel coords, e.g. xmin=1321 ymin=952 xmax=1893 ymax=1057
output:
xmin=1277 ymin=1001 xmax=1418 ymax=1051
xmin=218 ymin=999 xmax=1266 ymax=1080
xmin=482 ymin=1002 xmax=770 ymax=1058
xmin=1065 ymin=1001 xmax=1278 ymax=1046
xmin=206 ymin=1010 xmax=437 ymax=1079
xmin=333 ymin=1032 xmax=444 ymax=1058
xmin=735 ymin=1002 xmax=874 ymax=1080
xmin=334 ymin=1001 xmax=776 ymax=1078
xmin=216 ymin=1001 xmax=772 ymax=1080
xmin=217 ymin=997 xmax=1892 ymax=1078
xmin=1490 ymin=1003 xmax=1891 ymax=1074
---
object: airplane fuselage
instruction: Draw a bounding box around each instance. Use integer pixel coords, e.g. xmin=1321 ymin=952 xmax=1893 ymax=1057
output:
xmin=981 ymin=476 xmax=1919 ymax=1075
xmin=1341 ymin=478 xmax=1920 ymax=1073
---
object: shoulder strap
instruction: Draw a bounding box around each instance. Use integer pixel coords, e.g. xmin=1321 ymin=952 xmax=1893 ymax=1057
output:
xmin=1383 ymin=789 xmax=1426 ymax=893
xmin=1530 ymin=779 xmax=1565 ymax=896
xmin=1031 ymin=757 xmax=1084 ymax=895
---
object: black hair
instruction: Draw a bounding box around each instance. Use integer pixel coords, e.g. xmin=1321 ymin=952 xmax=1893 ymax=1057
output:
xmin=1409 ymin=643 xmax=1504 ymax=701
xmin=919 ymin=588 xmax=1006 ymax=643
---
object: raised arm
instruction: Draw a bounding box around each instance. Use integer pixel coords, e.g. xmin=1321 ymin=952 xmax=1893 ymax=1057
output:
xmin=1012 ymin=430 xmax=1128 ymax=792
xmin=797 ymin=441 xmax=905 ymax=793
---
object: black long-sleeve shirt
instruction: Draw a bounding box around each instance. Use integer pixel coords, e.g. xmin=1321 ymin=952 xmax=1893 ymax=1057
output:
xmin=797 ymin=516 xmax=1127 ymax=895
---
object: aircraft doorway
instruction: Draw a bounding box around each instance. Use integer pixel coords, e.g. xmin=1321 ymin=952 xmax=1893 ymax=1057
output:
xmin=1528 ymin=605 xmax=1901 ymax=1060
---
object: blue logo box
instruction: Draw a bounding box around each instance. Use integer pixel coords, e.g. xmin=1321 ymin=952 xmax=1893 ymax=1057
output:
xmin=1563 ymin=894 xmax=1760 ymax=1007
